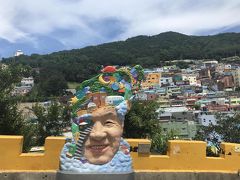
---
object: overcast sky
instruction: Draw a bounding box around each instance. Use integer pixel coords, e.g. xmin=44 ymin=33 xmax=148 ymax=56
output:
xmin=0 ymin=0 xmax=240 ymax=57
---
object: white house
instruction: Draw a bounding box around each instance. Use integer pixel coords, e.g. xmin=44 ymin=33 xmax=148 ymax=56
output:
xmin=202 ymin=61 xmax=218 ymax=68
xmin=21 ymin=77 xmax=34 ymax=87
xmin=224 ymin=64 xmax=232 ymax=70
xmin=181 ymin=74 xmax=199 ymax=86
xmin=160 ymin=77 xmax=173 ymax=87
xmin=198 ymin=112 xmax=216 ymax=126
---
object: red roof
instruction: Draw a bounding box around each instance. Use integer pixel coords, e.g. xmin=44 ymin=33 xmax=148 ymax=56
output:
xmin=101 ymin=66 xmax=116 ymax=73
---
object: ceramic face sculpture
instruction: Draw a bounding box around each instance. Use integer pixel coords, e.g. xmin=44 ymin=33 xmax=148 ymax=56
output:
xmin=60 ymin=65 xmax=144 ymax=173
xmin=84 ymin=107 xmax=123 ymax=165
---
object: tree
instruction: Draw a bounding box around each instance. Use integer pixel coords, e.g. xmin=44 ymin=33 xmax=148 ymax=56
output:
xmin=0 ymin=64 xmax=34 ymax=151
xmin=0 ymin=65 xmax=26 ymax=135
xmin=151 ymin=129 xmax=176 ymax=154
xmin=235 ymin=87 xmax=240 ymax=92
xmin=195 ymin=113 xmax=240 ymax=156
xmin=215 ymin=114 xmax=240 ymax=143
xmin=193 ymin=104 xmax=201 ymax=110
xmin=124 ymin=100 xmax=160 ymax=138
xmin=39 ymin=69 xmax=68 ymax=97
xmin=124 ymin=100 xmax=176 ymax=154
xmin=175 ymin=61 xmax=190 ymax=69
xmin=196 ymin=113 xmax=240 ymax=143
xmin=32 ymin=101 xmax=70 ymax=145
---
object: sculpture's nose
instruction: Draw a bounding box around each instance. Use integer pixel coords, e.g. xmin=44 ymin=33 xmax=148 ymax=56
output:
xmin=89 ymin=121 xmax=107 ymax=141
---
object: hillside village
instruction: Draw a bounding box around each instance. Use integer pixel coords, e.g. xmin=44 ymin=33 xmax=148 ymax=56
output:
xmin=135 ymin=58 xmax=240 ymax=139
xmin=2 ymin=56 xmax=240 ymax=141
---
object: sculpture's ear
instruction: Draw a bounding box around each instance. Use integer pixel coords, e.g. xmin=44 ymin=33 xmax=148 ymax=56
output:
xmin=120 ymin=100 xmax=131 ymax=128
xmin=121 ymin=122 xmax=124 ymax=128
xmin=126 ymin=100 xmax=131 ymax=111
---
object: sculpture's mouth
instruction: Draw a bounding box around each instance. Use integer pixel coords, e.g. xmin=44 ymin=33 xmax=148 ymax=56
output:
xmin=87 ymin=144 xmax=110 ymax=154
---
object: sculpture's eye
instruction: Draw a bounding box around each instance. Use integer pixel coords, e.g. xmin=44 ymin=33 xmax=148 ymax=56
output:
xmin=104 ymin=120 xmax=115 ymax=127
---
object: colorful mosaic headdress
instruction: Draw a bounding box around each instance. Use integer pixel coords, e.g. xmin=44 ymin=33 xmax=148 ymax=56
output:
xmin=67 ymin=65 xmax=144 ymax=159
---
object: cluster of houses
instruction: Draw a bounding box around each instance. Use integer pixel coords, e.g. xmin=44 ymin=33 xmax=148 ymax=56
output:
xmin=137 ymin=58 xmax=240 ymax=139
xmin=12 ymin=77 xmax=34 ymax=96
xmin=0 ymin=63 xmax=34 ymax=96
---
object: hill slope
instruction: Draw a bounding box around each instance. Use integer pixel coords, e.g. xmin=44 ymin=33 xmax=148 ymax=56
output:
xmin=3 ymin=31 xmax=240 ymax=83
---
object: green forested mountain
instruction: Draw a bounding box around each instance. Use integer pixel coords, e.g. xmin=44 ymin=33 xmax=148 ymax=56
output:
xmin=2 ymin=31 xmax=240 ymax=97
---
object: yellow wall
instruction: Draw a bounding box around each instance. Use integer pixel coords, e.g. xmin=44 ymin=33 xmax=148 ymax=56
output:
xmin=0 ymin=135 xmax=65 ymax=171
xmin=130 ymin=140 xmax=240 ymax=172
xmin=1 ymin=136 xmax=240 ymax=172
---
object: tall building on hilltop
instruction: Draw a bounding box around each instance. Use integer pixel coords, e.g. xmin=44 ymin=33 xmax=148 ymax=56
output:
xmin=14 ymin=50 xmax=24 ymax=57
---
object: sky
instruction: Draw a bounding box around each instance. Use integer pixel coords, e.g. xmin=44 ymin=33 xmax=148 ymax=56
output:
xmin=0 ymin=0 xmax=240 ymax=58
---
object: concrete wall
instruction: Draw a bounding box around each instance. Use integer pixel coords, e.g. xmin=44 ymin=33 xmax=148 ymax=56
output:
xmin=0 ymin=172 xmax=56 ymax=180
xmin=134 ymin=172 xmax=240 ymax=180
xmin=1 ymin=172 xmax=240 ymax=180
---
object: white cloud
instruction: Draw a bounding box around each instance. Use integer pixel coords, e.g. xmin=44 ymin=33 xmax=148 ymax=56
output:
xmin=116 ymin=0 xmax=240 ymax=38
xmin=0 ymin=0 xmax=240 ymax=47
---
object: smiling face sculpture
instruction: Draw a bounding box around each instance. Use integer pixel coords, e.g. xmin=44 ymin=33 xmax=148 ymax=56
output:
xmin=84 ymin=106 xmax=123 ymax=165
xmin=60 ymin=65 xmax=144 ymax=173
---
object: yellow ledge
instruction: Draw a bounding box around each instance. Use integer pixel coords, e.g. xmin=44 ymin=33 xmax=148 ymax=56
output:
xmin=0 ymin=135 xmax=65 ymax=170
xmin=1 ymin=136 xmax=240 ymax=172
